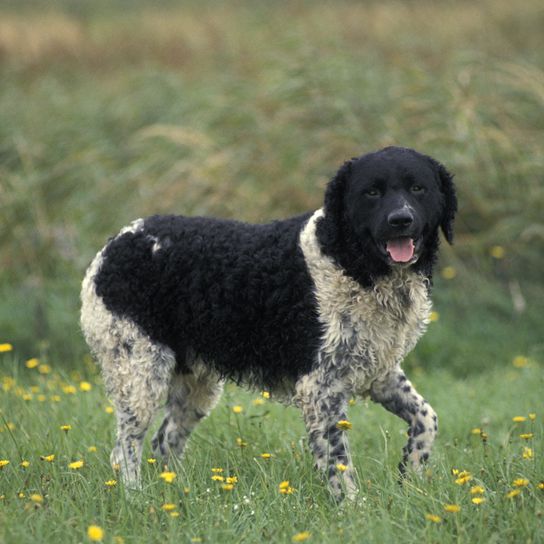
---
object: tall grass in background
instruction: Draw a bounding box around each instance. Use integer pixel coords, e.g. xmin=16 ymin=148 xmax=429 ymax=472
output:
xmin=0 ymin=0 xmax=543 ymax=367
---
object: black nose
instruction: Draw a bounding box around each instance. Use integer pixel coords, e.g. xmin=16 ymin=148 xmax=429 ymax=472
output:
xmin=388 ymin=209 xmax=414 ymax=228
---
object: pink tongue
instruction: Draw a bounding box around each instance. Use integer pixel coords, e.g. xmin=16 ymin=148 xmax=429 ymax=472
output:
xmin=386 ymin=238 xmax=415 ymax=263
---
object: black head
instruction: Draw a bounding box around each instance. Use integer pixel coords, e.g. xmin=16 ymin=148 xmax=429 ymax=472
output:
xmin=316 ymin=146 xmax=457 ymax=286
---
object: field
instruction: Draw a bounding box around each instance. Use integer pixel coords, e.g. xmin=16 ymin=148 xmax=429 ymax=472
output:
xmin=0 ymin=0 xmax=543 ymax=542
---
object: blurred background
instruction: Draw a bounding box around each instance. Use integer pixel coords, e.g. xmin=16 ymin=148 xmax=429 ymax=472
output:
xmin=0 ymin=0 xmax=542 ymax=374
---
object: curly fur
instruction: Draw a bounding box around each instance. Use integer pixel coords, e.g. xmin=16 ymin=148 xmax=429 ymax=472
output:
xmin=80 ymin=146 xmax=456 ymax=498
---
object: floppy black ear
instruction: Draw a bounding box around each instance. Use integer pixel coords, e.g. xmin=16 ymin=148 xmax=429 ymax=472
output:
xmin=316 ymin=159 xmax=354 ymax=248
xmin=428 ymin=157 xmax=457 ymax=244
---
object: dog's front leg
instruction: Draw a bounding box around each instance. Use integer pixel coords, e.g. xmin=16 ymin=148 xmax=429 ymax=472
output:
xmin=370 ymin=367 xmax=438 ymax=475
xmin=295 ymin=375 xmax=358 ymax=501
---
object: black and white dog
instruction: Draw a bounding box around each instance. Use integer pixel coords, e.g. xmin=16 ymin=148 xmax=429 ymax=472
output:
xmin=81 ymin=146 xmax=456 ymax=499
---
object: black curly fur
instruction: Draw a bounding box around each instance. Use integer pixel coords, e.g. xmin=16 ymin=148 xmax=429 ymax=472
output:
xmin=93 ymin=146 xmax=456 ymax=390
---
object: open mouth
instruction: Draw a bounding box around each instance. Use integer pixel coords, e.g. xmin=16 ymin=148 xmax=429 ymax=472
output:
xmin=384 ymin=237 xmax=419 ymax=264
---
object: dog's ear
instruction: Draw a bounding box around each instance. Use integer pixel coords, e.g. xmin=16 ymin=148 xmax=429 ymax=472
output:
xmin=428 ymin=157 xmax=457 ymax=244
xmin=316 ymin=159 xmax=354 ymax=248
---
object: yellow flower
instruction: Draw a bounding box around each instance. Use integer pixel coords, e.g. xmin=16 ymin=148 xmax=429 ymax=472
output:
xmin=441 ymin=266 xmax=456 ymax=280
xmin=37 ymin=394 xmax=47 ymax=402
xmin=470 ymin=485 xmax=485 ymax=495
xmin=262 ymin=391 xmax=270 ymax=399
xmin=18 ymin=492 xmax=25 ymax=498
xmin=512 ymin=356 xmax=529 ymax=368
xmin=236 ymin=437 xmax=248 ymax=447
xmin=104 ymin=480 xmax=117 ymax=487
xmin=60 ymin=424 xmax=72 ymax=432
xmin=252 ymin=398 xmax=265 ymax=406
xmin=147 ymin=458 xmax=157 ymax=464
xmin=161 ymin=503 xmax=177 ymax=511
xmin=429 ymin=311 xmax=440 ymax=322
xmin=471 ymin=427 xmax=482 ymax=435
xmin=538 ymin=482 xmax=544 ymax=490
xmin=211 ymin=467 xmax=224 ymax=473
xmin=336 ymin=420 xmax=352 ymax=431
xmin=87 ymin=525 xmax=104 ymax=542
xmin=348 ymin=398 xmax=356 ymax=406
xmin=105 ymin=406 xmax=114 ymax=414
xmin=170 ymin=511 xmax=180 ymax=518
xmin=513 ymin=478 xmax=529 ymax=487
xmin=63 ymin=385 xmax=77 ymax=395
xmin=20 ymin=460 xmax=30 ymax=468
xmin=68 ymin=460 xmax=84 ymax=470
xmin=451 ymin=468 xmax=460 ymax=476
xmin=260 ymin=453 xmax=273 ymax=459
xmin=279 ymin=480 xmax=295 ymax=494
xmin=528 ymin=413 xmax=536 ymax=421
xmin=38 ymin=364 xmax=51 ymax=375
xmin=25 ymin=358 xmax=40 ymax=369
xmin=292 ymin=531 xmax=311 ymax=542
xmin=425 ymin=513 xmax=442 ymax=523
xmin=41 ymin=454 xmax=55 ymax=462
xmin=444 ymin=504 xmax=461 ymax=513
xmin=221 ymin=483 xmax=234 ymax=491
xmin=160 ymin=471 xmax=176 ymax=483
xmin=512 ymin=416 xmax=527 ymax=423
xmin=232 ymin=405 xmax=243 ymax=414
xmin=489 ymin=245 xmax=505 ymax=259
xmin=0 ymin=460 xmax=10 ymax=469
xmin=336 ymin=463 xmax=348 ymax=472
xmin=0 ymin=343 xmax=13 ymax=352
xmin=80 ymin=381 xmax=92 ymax=392
xmin=471 ymin=497 xmax=486 ymax=505
xmin=455 ymin=474 xmax=472 ymax=485
xmin=506 ymin=489 xmax=521 ymax=499
xmin=225 ymin=476 xmax=238 ymax=484
xmin=88 ymin=446 xmax=97 ymax=453
xmin=211 ymin=475 xmax=225 ymax=482
xmin=522 ymin=447 xmax=533 ymax=460
xmin=519 ymin=433 xmax=534 ymax=440
xmin=30 ymin=494 xmax=43 ymax=503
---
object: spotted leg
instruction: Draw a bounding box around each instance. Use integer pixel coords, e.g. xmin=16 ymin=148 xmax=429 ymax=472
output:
xmin=295 ymin=375 xmax=358 ymax=500
xmin=370 ymin=367 xmax=438 ymax=475
xmin=152 ymin=369 xmax=224 ymax=463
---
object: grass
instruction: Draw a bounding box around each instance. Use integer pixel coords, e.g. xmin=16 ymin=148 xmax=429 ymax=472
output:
xmin=0 ymin=0 xmax=543 ymax=542
xmin=0 ymin=348 xmax=543 ymax=543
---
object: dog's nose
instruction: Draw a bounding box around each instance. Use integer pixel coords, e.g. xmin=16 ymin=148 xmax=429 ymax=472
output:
xmin=388 ymin=209 xmax=414 ymax=228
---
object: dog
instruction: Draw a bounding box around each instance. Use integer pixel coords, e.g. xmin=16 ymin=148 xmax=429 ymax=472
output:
xmin=80 ymin=146 xmax=457 ymax=499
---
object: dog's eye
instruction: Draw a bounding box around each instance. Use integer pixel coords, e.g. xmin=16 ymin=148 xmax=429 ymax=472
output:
xmin=411 ymin=184 xmax=425 ymax=193
xmin=364 ymin=188 xmax=380 ymax=198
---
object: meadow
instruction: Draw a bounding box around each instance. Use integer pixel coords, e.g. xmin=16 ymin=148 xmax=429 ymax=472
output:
xmin=0 ymin=0 xmax=543 ymax=542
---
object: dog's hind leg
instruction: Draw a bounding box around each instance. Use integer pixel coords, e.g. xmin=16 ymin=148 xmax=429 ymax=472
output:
xmin=295 ymin=374 xmax=358 ymax=501
xmin=370 ymin=367 xmax=438 ymax=475
xmin=152 ymin=366 xmax=224 ymax=463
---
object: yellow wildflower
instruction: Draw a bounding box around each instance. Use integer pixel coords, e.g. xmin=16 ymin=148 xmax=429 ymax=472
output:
xmin=68 ymin=460 xmax=84 ymax=470
xmin=471 ymin=428 xmax=482 ymax=435
xmin=0 ymin=343 xmax=13 ymax=352
xmin=336 ymin=463 xmax=348 ymax=472
xmin=51 ymin=395 xmax=61 ymax=402
xmin=18 ymin=492 xmax=25 ymax=498
xmin=470 ymin=485 xmax=485 ymax=495
xmin=62 ymin=385 xmax=77 ymax=395
xmin=513 ymin=478 xmax=529 ymax=487
xmin=147 ymin=458 xmax=157 ymax=464
xmin=211 ymin=467 xmax=224 ymax=473
xmin=105 ymin=406 xmax=114 ymax=414
xmin=425 ymin=513 xmax=442 ymax=523
xmin=537 ymin=482 xmax=544 ymax=490
xmin=104 ymin=480 xmax=117 ymax=487
xmin=232 ymin=405 xmax=243 ymax=414
xmin=292 ymin=531 xmax=311 ymax=542
xmin=512 ymin=356 xmax=529 ymax=368
xmin=252 ymin=398 xmax=265 ymax=406
xmin=30 ymin=494 xmax=43 ymax=503
xmin=160 ymin=471 xmax=176 ymax=483
xmin=429 ymin=311 xmax=440 ymax=322
xmin=489 ymin=245 xmax=505 ymax=259
xmin=170 ymin=511 xmax=180 ymax=518
xmin=512 ymin=416 xmax=527 ymax=423
xmin=88 ymin=446 xmax=97 ymax=453
xmin=20 ymin=460 xmax=30 ymax=468
xmin=225 ymin=476 xmax=238 ymax=484
xmin=41 ymin=454 xmax=55 ymax=462
xmin=528 ymin=413 xmax=536 ymax=421
xmin=60 ymin=424 xmax=72 ymax=432
xmin=260 ymin=453 xmax=273 ymax=459
xmin=211 ymin=475 xmax=225 ymax=482
xmin=25 ymin=358 xmax=39 ymax=369
xmin=336 ymin=420 xmax=352 ymax=431
xmin=236 ymin=437 xmax=248 ymax=447
xmin=455 ymin=474 xmax=472 ymax=485
xmin=0 ymin=460 xmax=10 ymax=469
xmin=37 ymin=394 xmax=47 ymax=402
xmin=79 ymin=381 xmax=92 ymax=392
xmin=506 ymin=489 xmax=521 ymax=499
xmin=161 ymin=503 xmax=177 ymax=511
xmin=87 ymin=525 xmax=104 ymax=542
xmin=519 ymin=433 xmax=533 ymax=440
xmin=444 ymin=504 xmax=461 ymax=513
xmin=522 ymin=447 xmax=533 ymax=460
xmin=441 ymin=266 xmax=456 ymax=280
xmin=221 ymin=483 xmax=234 ymax=491
xmin=471 ymin=497 xmax=486 ymax=505
xmin=38 ymin=364 xmax=51 ymax=374
xmin=262 ymin=391 xmax=270 ymax=399
xmin=279 ymin=480 xmax=295 ymax=494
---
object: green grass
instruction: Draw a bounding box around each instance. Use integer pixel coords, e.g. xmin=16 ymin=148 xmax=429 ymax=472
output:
xmin=0 ymin=351 xmax=543 ymax=543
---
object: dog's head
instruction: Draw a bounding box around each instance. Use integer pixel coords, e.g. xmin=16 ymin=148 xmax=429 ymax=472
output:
xmin=316 ymin=146 xmax=457 ymax=285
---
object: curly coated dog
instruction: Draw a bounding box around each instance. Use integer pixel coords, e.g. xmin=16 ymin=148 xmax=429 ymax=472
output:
xmin=81 ymin=146 xmax=457 ymax=499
